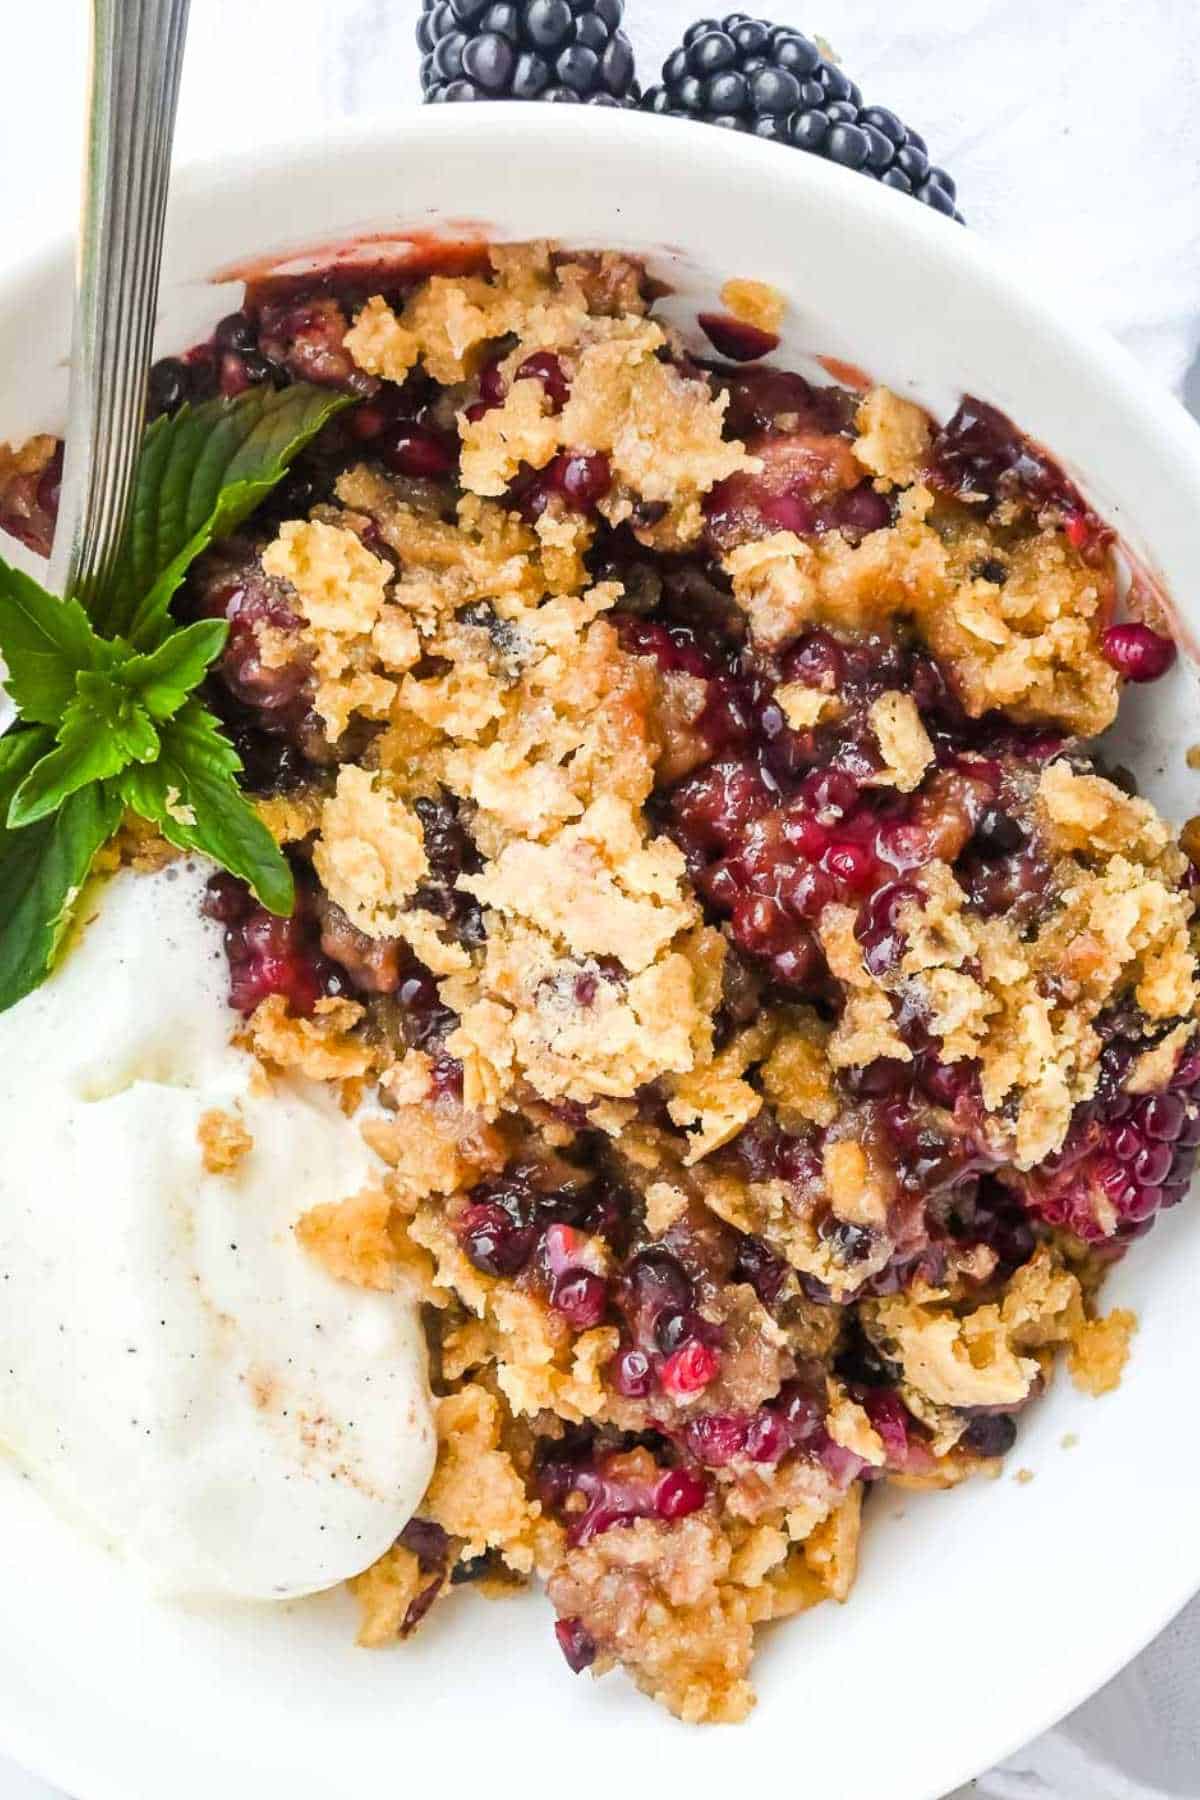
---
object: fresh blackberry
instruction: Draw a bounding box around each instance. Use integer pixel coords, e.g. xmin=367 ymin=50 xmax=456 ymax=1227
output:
xmin=642 ymin=14 xmax=961 ymax=219
xmin=418 ymin=0 xmax=639 ymax=106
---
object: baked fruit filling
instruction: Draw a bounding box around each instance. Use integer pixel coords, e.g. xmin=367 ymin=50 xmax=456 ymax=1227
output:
xmin=13 ymin=243 xmax=1193 ymax=1723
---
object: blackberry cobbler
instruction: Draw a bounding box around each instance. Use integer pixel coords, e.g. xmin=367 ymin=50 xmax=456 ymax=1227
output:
xmin=10 ymin=243 xmax=1195 ymax=1722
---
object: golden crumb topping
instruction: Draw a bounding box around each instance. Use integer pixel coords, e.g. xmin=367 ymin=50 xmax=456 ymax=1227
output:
xmin=775 ymin=681 xmax=843 ymax=731
xmin=667 ymin=1024 xmax=768 ymax=1165
xmin=261 ymin=517 xmax=390 ymax=637
xmin=863 ymin=1246 xmax=1131 ymax=1414
xmin=241 ymin=995 xmax=372 ymax=1083
xmin=1067 ymin=1308 xmax=1136 ymax=1396
xmin=351 ymin=1540 xmax=440 ymax=1648
xmin=342 ymin=295 xmax=421 ymax=385
xmin=444 ymin=916 xmax=711 ymax=1113
xmin=822 ymin=1140 xmax=889 ymax=1229
xmin=724 ymin=487 xmax=1119 ymax=736
xmin=313 ymin=767 xmax=429 ymax=940
xmin=460 ymin=377 xmax=563 ymax=496
xmin=819 ymin=795 xmax=1196 ymax=1171
xmin=853 ymin=386 xmax=932 ymax=488
xmin=462 ymin=804 xmax=695 ymax=973
xmin=261 ymin=517 xmax=396 ymax=739
xmin=196 ymin=1106 xmax=253 ymax=1174
xmin=423 ymin=1385 xmax=542 ymax=1570
xmin=1037 ymin=758 xmax=1181 ymax=871
xmin=826 ymin=1386 xmax=886 ymax=1467
xmin=297 ymin=1186 xmax=427 ymax=1295
xmin=159 ymin=239 xmax=1197 ymax=1725
xmin=720 ymin=278 xmax=787 ymax=335
xmin=867 ymin=690 xmax=934 ymax=792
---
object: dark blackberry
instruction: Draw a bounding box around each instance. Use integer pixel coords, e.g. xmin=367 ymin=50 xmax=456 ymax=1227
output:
xmin=642 ymin=15 xmax=961 ymax=219
xmin=418 ymin=0 xmax=640 ymax=106
xmin=960 ymin=1413 xmax=1019 ymax=1459
xmin=1024 ymin=1035 xmax=1200 ymax=1243
xmin=147 ymin=357 xmax=191 ymax=419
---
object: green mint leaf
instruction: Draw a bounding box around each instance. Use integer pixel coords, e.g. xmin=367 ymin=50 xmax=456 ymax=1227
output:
xmin=119 ymin=617 xmax=229 ymax=721
xmin=99 ymin=383 xmax=352 ymax=647
xmin=0 ymin=553 xmax=110 ymax=724
xmin=0 ymin=726 xmax=56 ymax=807
xmin=118 ymin=699 xmax=294 ymax=915
xmin=8 ymin=681 xmax=159 ymax=828
xmin=0 ymin=759 xmax=121 ymax=1013
xmin=75 ymin=672 xmax=162 ymax=763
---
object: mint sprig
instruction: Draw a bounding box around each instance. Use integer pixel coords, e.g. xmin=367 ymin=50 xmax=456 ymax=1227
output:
xmin=0 ymin=381 xmax=351 ymax=1012
xmin=0 ymin=561 xmax=115 ymax=723
xmin=0 ymin=728 xmax=122 ymax=1010
xmin=118 ymin=701 xmax=294 ymax=917
xmin=120 ymin=617 xmax=232 ymax=718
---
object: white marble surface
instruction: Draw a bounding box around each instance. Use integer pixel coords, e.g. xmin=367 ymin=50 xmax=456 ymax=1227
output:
xmin=1 ymin=3 xmax=1199 ymax=1796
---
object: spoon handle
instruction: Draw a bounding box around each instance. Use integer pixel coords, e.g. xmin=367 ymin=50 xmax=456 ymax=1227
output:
xmin=48 ymin=0 xmax=191 ymax=616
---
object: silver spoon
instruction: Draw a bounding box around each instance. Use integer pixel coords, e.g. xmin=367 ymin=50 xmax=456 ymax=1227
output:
xmin=48 ymin=0 xmax=191 ymax=616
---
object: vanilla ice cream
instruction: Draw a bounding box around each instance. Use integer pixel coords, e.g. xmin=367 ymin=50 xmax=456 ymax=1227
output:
xmin=0 ymin=858 xmax=435 ymax=1600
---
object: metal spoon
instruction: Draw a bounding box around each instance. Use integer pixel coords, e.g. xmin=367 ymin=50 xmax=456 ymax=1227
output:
xmin=48 ymin=0 xmax=191 ymax=619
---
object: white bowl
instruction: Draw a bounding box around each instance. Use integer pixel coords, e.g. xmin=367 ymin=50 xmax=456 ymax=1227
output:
xmin=2 ymin=105 xmax=1200 ymax=1800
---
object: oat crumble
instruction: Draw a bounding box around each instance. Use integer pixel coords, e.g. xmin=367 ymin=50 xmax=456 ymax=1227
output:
xmin=71 ymin=240 xmax=1198 ymax=1724
xmin=196 ymin=1106 xmax=253 ymax=1175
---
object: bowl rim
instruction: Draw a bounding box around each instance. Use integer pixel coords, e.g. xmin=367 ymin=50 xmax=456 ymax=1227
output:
xmin=2 ymin=101 xmax=1200 ymax=1800
xmin=4 ymin=102 xmax=1197 ymax=463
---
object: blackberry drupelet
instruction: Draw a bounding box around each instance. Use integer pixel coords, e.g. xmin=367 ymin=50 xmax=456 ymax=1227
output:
xmin=418 ymin=0 xmax=639 ymax=106
xmin=642 ymin=13 xmax=961 ymax=219
xmin=1026 ymin=1036 xmax=1200 ymax=1243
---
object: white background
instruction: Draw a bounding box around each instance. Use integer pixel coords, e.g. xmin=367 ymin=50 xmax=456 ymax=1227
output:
xmin=1 ymin=3 xmax=1198 ymax=1796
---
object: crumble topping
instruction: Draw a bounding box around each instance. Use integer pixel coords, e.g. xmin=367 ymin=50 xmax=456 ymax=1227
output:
xmin=453 ymin=314 xmax=754 ymax=521
xmin=261 ymin=518 xmax=395 ymax=739
xmin=825 ymin=1387 xmax=886 ymax=1466
xmin=667 ymin=1020 xmax=769 ymax=1163
xmin=0 ymin=432 xmax=59 ymax=556
xmin=344 ymin=243 xmax=649 ymax=392
xmin=867 ymin=690 xmax=934 ymax=791
xmin=147 ymin=238 xmax=1198 ymax=1724
xmin=421 ymin=1385 xmax=542 ymax=1572
xmin=1037 ymin=758 xmax=1183 ymax=873
xmin=1067 ymin=1307 xmax=1136 ymax=1396
xmin=351 ymin=1539 xmax=443 ymax=1649
xmin=445 ymin=914 xmax=711 ymax=1111
xmin=719 ymin=278 xmax=786 ymax=335
xmin=196 ymin=1106 xmax=253 ymax=1174
xmin=645 ymin=1181 xmax=689 ymax=1234
xmin=724 ymin=486 xmax=1119 ymax=735
xmin=558 ymin=330 xmax=755 ymax=530
xmin=459 ymin=375 xmax=563 ymax=496
xmin=757 ymin=1012 xmax=838 ymax=1129
xmin=95 ymin=813 xmax=179 ymax=877
xmin=295 ymin=1188 xmax=437 ymax=1303
xmin=818 ymin=779 xmax=1197 ymax=1170
xmin=775 ymin=681 xmax=843 ymax=731
xmin=241 ymin=995 xmax=372 ymax=1083
xmin=461 ymin=803 xmax=695 ymax=972
xmin=313 ymin=767 xmax=429 ymax=939
xmin=852 ymin=386 xmax=932 ymax=488
xmin=822 ymin=1140 xmax=889 ymax=1229
xmin=342 ymin=295 xmax=421 ymax=386
xmin=361 ymin=1090 xmax=503 ymax=1211
xmin=863 ymin=1247 xmax=1127 ymax=1411
xmin=254 ymin=788 xmax=325 ymax=847
xmin=723 ymin=532 xmax=820 ymax=652
xmin=1126 ymin=1022 xmax=1195 ymax=1095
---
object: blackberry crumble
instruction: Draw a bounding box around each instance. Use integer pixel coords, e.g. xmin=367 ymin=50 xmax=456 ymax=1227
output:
xmin=8 ymin=242 xmax=1194 ymax=1724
